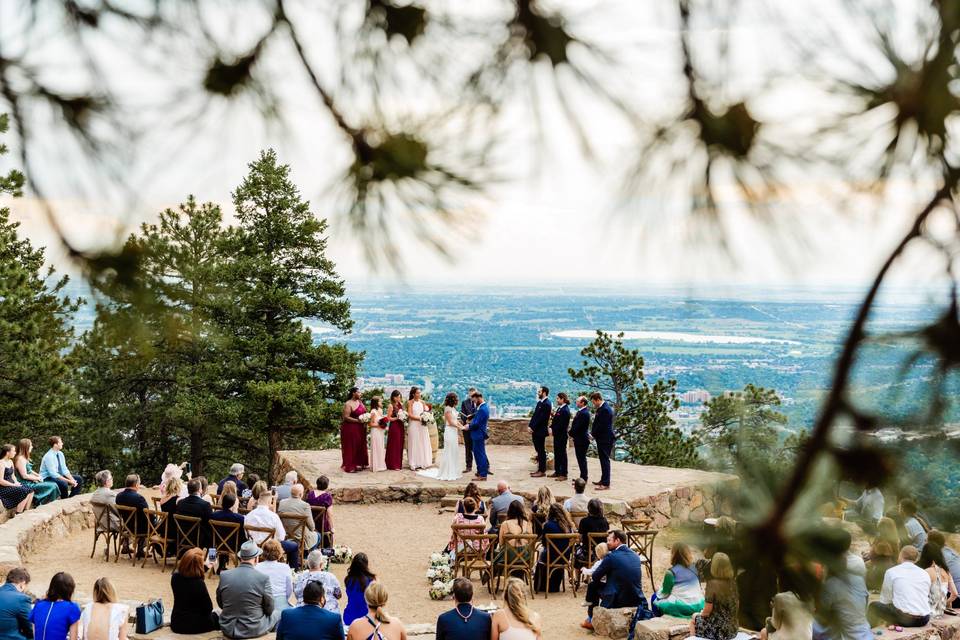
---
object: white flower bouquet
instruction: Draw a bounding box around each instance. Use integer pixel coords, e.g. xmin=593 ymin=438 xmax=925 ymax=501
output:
xmin=397 ymin=409 xmax=408 ymax=423
xmin=421 ymin=411 xmax=436 ymax=427
xmin=425 ymin=564 xmax=453 ymax=582
xmin=331 ymin=545 xmax=353 ymax=564
xmin=429 ymin=552 xmax=452 ymax=568
xmin=358 ymin=412 xmax=372 ymax=424
xmin=428 ymin=579 xmax=453 ymax=601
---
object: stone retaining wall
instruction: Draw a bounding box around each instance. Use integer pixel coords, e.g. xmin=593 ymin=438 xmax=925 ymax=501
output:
xmin=486 ymin=418 xmax=534 ymax=446
xmin=0 ymin=494 xmax=95 ymax=579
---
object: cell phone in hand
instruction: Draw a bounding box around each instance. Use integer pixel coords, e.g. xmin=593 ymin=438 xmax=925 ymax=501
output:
xmin=207 ymin=548 xmax=217 ymax=563
xmin=184 ymin=462 xmax=192 ymax=475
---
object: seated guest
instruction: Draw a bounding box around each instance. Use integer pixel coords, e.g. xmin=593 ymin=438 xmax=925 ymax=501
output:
xmin=89 ymin=470 xmax=120 ymax=532
xmin=171 ymin=548 xmax=219 ymax=634
xmin=488 ymin=481 xmax=523 ymax=535
xmin=115 ymin=474 xmax=150 ymax=553
xmin=535 ymin=503 xmax=575 ymax=592
xmin=0 ymin=446 xmax=33 ymax=514
xmin=586 ymin=530 xmax=646 ymax=629
xmin=531 ymin=486 xmax=556 ymax=530
xmin=246 ymin=494 xmax=301 ymax=568
xmin=31 ymin=572 xmax=81 ymax=640
xmin=158 ymin=476 xmax=181 ymax=516
xmin=576 ymin=498 xmax=609 ymax=565
xmin=843 ymin=486 xmax=884 ymax=533
xmin=211 ymin=493 xmax=246 ymax=572
xmin=867 ymin=545 xmax=931 ymax=628
xmin=447 ymin=497 xmax=488 ymax=554
xmin=436 ymin=578 xmax=491 ymax=640
xmin=255 ymin=540 xmax=293 ymax=613
xmin=156 ymin=463 xmax=188 ymax=498
xmin=690 ymin=552 xmax=739 ymax=640
xmin=196 ymin=476 xmax=214 ymax=504
xmin=581 ymin=542 xmax=608 ymax=629
xmin=759 ymin=592 xmax=812 ymax=640
xmin=491 ymin=578 xmax=542 ymax=640
xmin=276 ymin=582 xmax=343 ymax=640
xmin=241 ymin=474 xmax=260 ymax=502
xmin=278 ymin=484 xmax=319 ymax=552
xmin=306 ymin=475 xmax=334 ymax=546
xmin=218 ymin=464 xmax=248 ymax=496
xmin=919 ymin=541 xmax=958 ymax=618
xmin=653 ymin=542 xmax=704 ymax=618
xmin=275 ymin=471 xmax=298 ymax=502
xmin=866 ymin=516 xmax=900 ymax=590
xmin=814 ymin=529 xmax=872 ymax=640
xmin=293 ymin=550 xmax=342 ymax=612
xmin=38 ymin=437 xmax=83 ymax=499
xmin=456 ymin=482 xmax=486 ymax=516
xmin=494 ymin=500 xmax=534 ymax=577
xmin=14 ymin=439 xmax=58 ymax=505
xmin=217 ymin=541 xmax=280 ymax=639
xmin=342 ymin=553 xmax=376 ymax=627
xmin=220 ymin=482 xmax=240 ymax=512
xmin=247 ymin=481 xmax=270 ymax=511
xmin=177 ymin=478 xmax=214 ymax=547
xmin=563 ymin=478 xmax=589 ymax=514
xmin=899 ymin=499 xmax=927 ymax=550
xmin=0 ymin=568 xmax=32 ymax=640
xmin=79 ymin=578 xmax=128 ymax=640
xmin=346 ymin=583 xmax=405 ymax=640
xmin=927 ymin=530 xmax=960 ymax=608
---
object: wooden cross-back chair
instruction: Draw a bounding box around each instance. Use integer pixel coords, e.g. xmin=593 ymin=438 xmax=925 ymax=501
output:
xmin=90 ymin=503 xmax=120 ymax=561
xmin=143 ymin=509 xmax=174 ymax=571
xmin=244 ymin=524 xmax=276 ymax=548
xmin=209 ymin=520 xmax=243 ymax=574
xmin=310 ymin=506 xmax=331 ymax=547
xmin=568 ymin=510 xmax=588 ymax=527
xmin=624 ymin=528 xmax=658 ymax=591
xmin=174 ymin=514 xmax=204 ymax=559
xmin=450 ymin=522 xmax=485 ymax=576
xmin=541 ymin=533 xmax=579 ymax=598
xmin=279 ymin=512 xmax=310 ymax=567
xmin=459 ymin=533 xmax=497 ymax=589
xmin=115 ymin=505 xmax=147 ymax=566
xmin=576 ymin=531 xmax=610 ymax=588
xmin=495 ymin=533 xmax=538 ymax=596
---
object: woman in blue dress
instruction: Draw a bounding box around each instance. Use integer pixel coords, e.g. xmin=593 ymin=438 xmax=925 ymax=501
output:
xmin=15 ymin=439 xmax=59 ymax=505
xmin=343 ymin=553 xmax=376 ymax=627
xmin=30 ymin=572 xmax=81 ymax=640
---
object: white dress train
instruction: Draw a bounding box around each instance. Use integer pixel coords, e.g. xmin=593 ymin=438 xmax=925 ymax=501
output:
xmin=417 ymin=407 xmax=461 ymax=481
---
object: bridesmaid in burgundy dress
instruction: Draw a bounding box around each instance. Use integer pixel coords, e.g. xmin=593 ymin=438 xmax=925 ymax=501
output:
xmin=340 ymin=387 xmax=369 ymax=473
xmin=384 ymin=390 xmax=405 ymax=471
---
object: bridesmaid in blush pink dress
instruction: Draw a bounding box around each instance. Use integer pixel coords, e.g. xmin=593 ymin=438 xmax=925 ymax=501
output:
xmin=367 ymin=397 xmax=386 ymax=472
xmin=406 ymin=386 xmax=433 ymax=470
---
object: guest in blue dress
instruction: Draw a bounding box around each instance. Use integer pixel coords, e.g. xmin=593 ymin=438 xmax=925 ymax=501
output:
xmin=30 ymin=573 xmax=81 ymax=640
xmin=342 ymin=553 xmax=376 ymax=627
xmin=14 ymin=440 xmax=59 ymax=505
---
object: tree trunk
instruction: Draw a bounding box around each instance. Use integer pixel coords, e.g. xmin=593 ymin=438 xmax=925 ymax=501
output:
xmin=266 ymin=402 xmax=283 ymax=483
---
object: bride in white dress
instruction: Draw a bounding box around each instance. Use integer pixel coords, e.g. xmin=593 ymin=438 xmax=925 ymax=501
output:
xmin=418 ymin=392 xmax=463 ymax=481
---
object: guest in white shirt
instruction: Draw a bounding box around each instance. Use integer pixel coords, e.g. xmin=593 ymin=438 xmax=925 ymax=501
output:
xmin=245 ymin=495 xmax=302 ymax=568
xmin=563 ymin=478 xmax=589 ymax=514
xmin=867 ymin=546 xmax=932 ymax=628
xmin=254 ymin=540 xmax=293 ymax=613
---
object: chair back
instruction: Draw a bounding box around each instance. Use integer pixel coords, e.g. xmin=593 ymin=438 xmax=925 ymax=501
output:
xmin=210 ymin=519 xmax=243 ymax=570
xmin=625 ymin=528 xmax=659 ymax=591
xmin=174 ymin=514 xmax=204 ymax=554
xmin=586 ymin=531 xmax=609 ymax=566
xmin=498 ymin=533 xmax=538 ymax=594
xmin=93 ymin=502 xmax=119 ymax=534
xmin=309 ymin=505 xmax=330 ymax=546
xmin=620 ymin=517 xmax=652 ymax=531
xmin=143 ymin=509 xmax=174 ymax=570
xmin=543 ymin=533 xmax=579 ymax=597
xmin=210 ymin=493 xmax=221 ymax=508
xmin=116 ymin=505 xmax=144 ymax=538
xmin=151 ymin=496 xmax=161 ymax=511
xmin=459 ymin=533 xmax=497 ymax=588
xmin=279 ymin=512 xmax=310 ymax=565
xmin=244 ymin=524 xmax=276 ymax=547
xmin=569 ymin=510 xmax=588 ymax=526
xmin=497 ymin=512 xmax=508 ymax=524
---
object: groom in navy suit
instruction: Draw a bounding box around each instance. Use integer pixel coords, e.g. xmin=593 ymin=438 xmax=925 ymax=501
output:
xmin=469 ymin=392 xmax=490 ymax=481
xmin=528 ymin=385 xmax=552 ymax=478
xmin=436 ymin=578 xmax=491 ymax=640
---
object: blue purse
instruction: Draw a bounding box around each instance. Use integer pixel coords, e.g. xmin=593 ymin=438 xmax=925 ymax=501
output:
xmin=135 ymin=598 xmax=164 ymax=634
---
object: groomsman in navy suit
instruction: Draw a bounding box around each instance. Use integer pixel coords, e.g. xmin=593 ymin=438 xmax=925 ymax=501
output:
xmin=528 ymin=386 xmax=552 ymax=478
xmin=590 ymin=392 xmax=615 ymax=490
xmin=469 ymin=392 xmax=490 ymax=481
xmin=570 ymin=396 xmax=592 ymax=482
xmin=549 ymin=392 xmax=572 ymax=481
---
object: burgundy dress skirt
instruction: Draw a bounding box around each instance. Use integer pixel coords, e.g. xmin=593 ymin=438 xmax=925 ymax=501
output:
xmin=385 ymin=418 xmax=405 ymax=470
xmin=340 ymin=403 xmax=369 ymax=473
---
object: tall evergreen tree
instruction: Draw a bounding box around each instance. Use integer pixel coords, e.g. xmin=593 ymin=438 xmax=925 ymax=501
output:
xmin=700 ymin=383 xmax=787 ymax=471
xmin=0 ymin=114 xmax=80 ymax=441
xmin=220 ymin=150 xmax=360 ymax=477
xmin=568 ymin=331 xmax=699 ymax=468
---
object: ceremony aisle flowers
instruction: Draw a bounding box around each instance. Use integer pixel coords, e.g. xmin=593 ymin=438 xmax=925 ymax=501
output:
xmin=429 ymin=579 xmax=454 ymax=600
xmin=426 ymin=552 xmax=454 ymax=598
xmin=331 ymin=545 xmax=353 ymax=564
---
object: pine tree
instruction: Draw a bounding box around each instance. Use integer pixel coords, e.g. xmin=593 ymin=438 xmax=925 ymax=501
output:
xmin=219 ymin=150 xmax=361 ymax=477
xmin=0 ymin=114 xmax=80 ymax=441
xmin=568 ymin=330 xmax=699 ymax=468
xmin=700 ymin=383 xmax=787 ymax=471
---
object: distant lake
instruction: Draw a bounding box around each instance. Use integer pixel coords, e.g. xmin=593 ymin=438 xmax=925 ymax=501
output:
xmin=551 ymin=330 xmax=800 ymax=345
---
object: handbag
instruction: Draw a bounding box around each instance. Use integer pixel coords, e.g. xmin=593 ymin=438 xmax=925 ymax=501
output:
xmin=135 ymin=598 xmax=164 ymax=634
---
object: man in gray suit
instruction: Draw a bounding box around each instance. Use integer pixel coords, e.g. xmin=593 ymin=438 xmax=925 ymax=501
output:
xmin=217 ymin=540 xmax=280 ymax=639
xmin=487 ymin=480 xmax=524 ymax=535
xmin=277 ymin=484 xmax=319 ymax=550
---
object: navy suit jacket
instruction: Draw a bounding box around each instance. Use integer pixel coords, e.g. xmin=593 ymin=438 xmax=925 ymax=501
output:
xmin=0 ymin=584 xmax=32 ymax=640
xmin=570 ymin=406 xmax=591 ymax=442
xmin=459 ymin=398 xmax=476 ymax=424
xmin=435 ymin=605 xmax=491 ymax=640
xmin=529 ymin=398 xmax=552 ymax=436
xmin=116 ymin=488 xmax=150 ymax=533
xmin=551 ymin=404 xmax=571 ymax=438
xmin=591 ymin=401 xmax=615 ymax=444
xmin=276 ymin=605 xmax=343 ymax=640
xmin=469 ymin=403 xmax=489 ymax=440
xmin=591 ymin=545 xmax=645 ymax=608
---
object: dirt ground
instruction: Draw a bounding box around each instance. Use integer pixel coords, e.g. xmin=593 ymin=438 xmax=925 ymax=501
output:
xmin=23 ymin=502 xmax=679 ymax=638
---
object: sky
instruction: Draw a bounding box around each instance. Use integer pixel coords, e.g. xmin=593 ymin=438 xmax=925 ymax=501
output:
xmin=1 ymin=0 xmax=955 ymax=294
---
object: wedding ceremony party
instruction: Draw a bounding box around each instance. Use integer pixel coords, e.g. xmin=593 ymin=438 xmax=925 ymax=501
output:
xmin=2 ymin=1 xmax=960 ymax=640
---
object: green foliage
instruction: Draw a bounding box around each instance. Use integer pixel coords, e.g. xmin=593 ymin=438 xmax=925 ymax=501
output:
xmin=568 ymin=330 xmax=700 ymax=468
xmin=0 ymin=117 xmax=79 ymax=442
xmin=700 ymin=383 xmax=789 ymax=473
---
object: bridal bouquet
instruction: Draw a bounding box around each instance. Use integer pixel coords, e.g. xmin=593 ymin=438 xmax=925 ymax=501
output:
xmin=429 ymin=579 xmax=454 ymax=601
xmin=331 ymin=545 xmax=353 ymax=564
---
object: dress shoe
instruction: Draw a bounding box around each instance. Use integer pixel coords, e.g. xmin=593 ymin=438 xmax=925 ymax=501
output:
xmin=581 ymin=620 xmax=594 ymax=630
xmin=596 ymin=485 xmax=610 ymax=491
xmin=530 ymin=472 xmax=546 ymax=478
xmin=547 ymin=473 xmax=559 ymax=478
xmin=592 ymin=480 xmax=603 ymax=485
xmin=554 ymin=476 xmax=567 ymax=481
xmin=462 ymin=468 xmax=472 ymax=474
xmin=472 ymin=476 xmax=487 ymax=481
